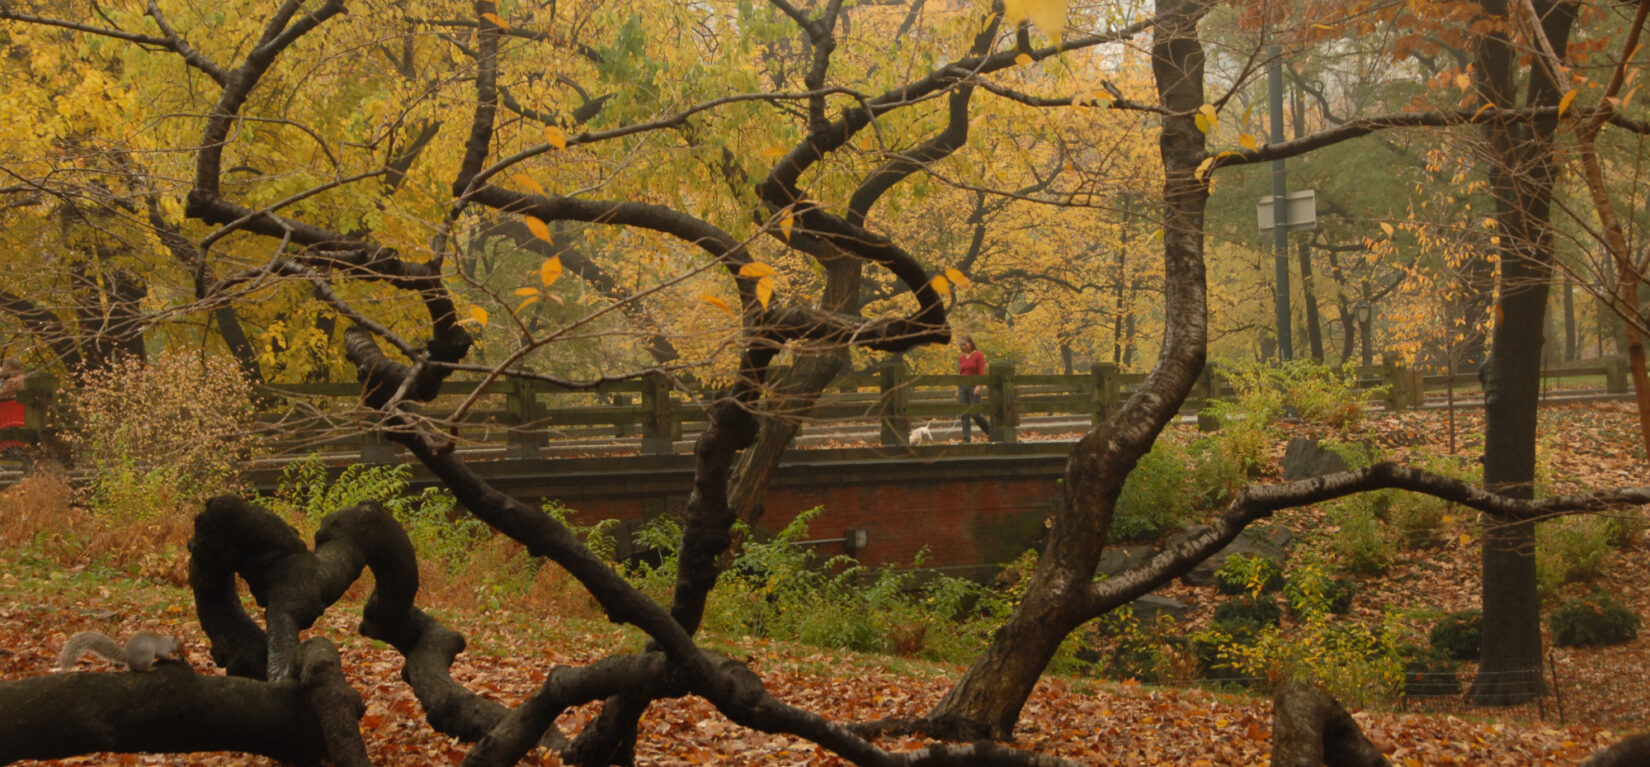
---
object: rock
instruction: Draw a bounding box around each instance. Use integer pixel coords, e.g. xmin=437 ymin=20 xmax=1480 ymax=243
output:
xmin=1280 ymin=437 xmax=1349 ymax=480
xmin=1130 ymin=594 xmax=1190 ymax=624
xmin=1097 ymin=545 xmax=1156 ymax=577
xmin=1169 ymin=524 xmax=1290 ymax=586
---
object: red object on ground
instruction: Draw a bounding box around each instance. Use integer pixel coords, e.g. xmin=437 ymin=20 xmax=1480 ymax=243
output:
xmin=0 ymin=399 xmax=23 ymax=429
xmin=0 ymin=399 xmax=24 ymax=450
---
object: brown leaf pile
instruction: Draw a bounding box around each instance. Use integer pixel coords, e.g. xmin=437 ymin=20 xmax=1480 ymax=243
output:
xmin=2 ymin=402 xmax=1646 ymax=765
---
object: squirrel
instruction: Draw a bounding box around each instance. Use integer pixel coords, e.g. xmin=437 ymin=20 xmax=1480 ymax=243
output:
xmin=54 ymin=631 xmax=179 ymax=672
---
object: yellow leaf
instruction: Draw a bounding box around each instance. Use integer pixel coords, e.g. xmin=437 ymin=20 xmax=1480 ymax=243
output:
xmin=1471 ymin=102 xmax=1494 ymax=121
xmin=756 ymin=276 xmax=774 ymax=309
xmin=1558 ymin=88 xmax=1578 ymax=118
xmin=480 ymin=12 xmax=509 ymax=30
xmin=779 ymin=213 xmax=794 ymax=241
xmin=699 ymin=294 xmax=734 ymax=316
xmin=979 ymin=10 xmax=1000 ymax=35
xmin=738 ymin=262 xmax=775 ymax=278
xmin=1239 ymin=133 xmax=1257 ymax=150
xmin=930 ymin=274 xmax=951 ymax=293
xmin=525 ymin=216 xmax=552 ymax=242
xmin=1197 ymin=103 xmax=1218 ymax=133
xmin=513 ymin=287 xmax=540 ymax=296
xmin=1194 ymin=113 xmax=1211 ymax=134
xmin=1014 ymin=52 xmax=1034 ymax=67
xmin=760 ymin=146 xmax=787 ymax=158
xmin=944 ymin=267 xmax=971 ymax=288
xmin=512 ymin=173 xmax=545 ymax=195
xmin=1195 ymin=156 xmax=1215 ymax=182
xmin=1458 ymin=533 xmax=1473 ymax=545
xmin=1004 ymin=0 xmax=1069 ymax=40
xmin=1455 ymin=73 xmax=1472 ymax=90
xmin=540 ymin=255 xmax=563 ymax=286
xmin=1380 ymin=222 xmax=1395 ymax=236
xmin=1150 ymin=228 xmax=1164 ymax=242
xmin=544 ymin=125 xmax=567 ymax=150
xmin=468 ymin=305 xmax=489 ymax=327
xmin=517 ymin=296 xmax=540 ymax=312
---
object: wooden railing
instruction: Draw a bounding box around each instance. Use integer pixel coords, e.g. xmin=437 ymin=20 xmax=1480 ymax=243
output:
xmin=0 ymin=356 xmax=1631 ymax=462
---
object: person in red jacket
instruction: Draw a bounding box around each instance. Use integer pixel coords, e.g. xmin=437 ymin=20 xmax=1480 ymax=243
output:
xmin=956 ymin=335 xmax=990 ymax=442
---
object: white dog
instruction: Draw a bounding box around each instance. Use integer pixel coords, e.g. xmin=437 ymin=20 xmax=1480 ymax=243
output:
xmin=908 ymin=419 xmax=937 ymax=445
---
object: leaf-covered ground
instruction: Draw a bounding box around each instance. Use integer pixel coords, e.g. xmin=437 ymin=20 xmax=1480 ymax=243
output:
xmin=0 ymin=591 xmax=1626 ymax=767
xmin=2 ymin=402 xmax=1647 ymax=765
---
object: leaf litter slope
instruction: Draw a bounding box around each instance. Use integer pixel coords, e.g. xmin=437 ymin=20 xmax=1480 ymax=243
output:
xmin=0 ymin=402 xmax=1644 ymax=766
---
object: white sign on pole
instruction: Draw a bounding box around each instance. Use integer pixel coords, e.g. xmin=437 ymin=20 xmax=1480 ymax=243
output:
xmin=1257 ymin=189 xmax=1318 ymax=232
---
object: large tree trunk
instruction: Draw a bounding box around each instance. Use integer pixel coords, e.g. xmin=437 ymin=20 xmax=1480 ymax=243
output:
xmin=921 ymin=0 xmax=1212 ymax=739
xmin=1299 ymin=237 xmax=1324 ymax=362
xmin=1270 ymin=681 xmax=1390 ymax=767
xmin=1469 ymin=0 xmax=1574 ymax=706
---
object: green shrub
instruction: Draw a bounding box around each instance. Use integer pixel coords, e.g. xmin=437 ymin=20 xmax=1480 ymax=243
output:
xmin=1283 ymin=562 xmax=1354 ymax=618
xmin=1213 ymin=554 xmax=1285 ymax=596
xmin=1603 ymin=512 xmax=1646 ymax=548
xmin=1549 ymin=592 xmax=1641 ymax=648
xmin=644 ymin=508 xmax=1019 ymax=665
xmin=259 ymin=456 xmax=487 ymax=576
xmin=1112 ymin=441 xmax=1192 ymax=542
xmin=1274 ymin=360 xmax=1380 ymax=430
xmin=1428 ymin=610 xmax=1482 ymax=661
xmin=1536 ymin=516 xmax=1613 ymax=596
xmin=1209 ymin=610 xmax=1404 ymax=707
xmin=1208 ymin=359 xmax=1379 ymax=435
xmin=1189 ymin=629 xmax=1257 ymax=687
xmin=1399 ymin=646 xmax=1461 ymax=697
xmin=1213 ymin=595 xmax=1283 ymax=632
xmin=1327 ymin=495 xmax=1393 ymax=576
xmin=1186 ymin=436 xmax=1247 ymax=508
xmin=261 ymin=456 xmax=413 ymax=536
xmin=1098 ymin=607 xmax=1177 ymax=684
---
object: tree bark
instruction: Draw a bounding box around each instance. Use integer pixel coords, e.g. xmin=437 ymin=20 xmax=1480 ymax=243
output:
xmin=921 ymin=0 xmax=1212 ymax=739
xmin=1469 ymin=0 xmax=1574 ymax=706
xmin=1270 ymin=681 xmax=1390 ymax=767
xmin=1582 ymin=734 xmax=1650 ymax=767
xmin=1299 ymin=237 xmax=1324 ymax=362
xmin=0 ymin=644 xmax=352 ymax=765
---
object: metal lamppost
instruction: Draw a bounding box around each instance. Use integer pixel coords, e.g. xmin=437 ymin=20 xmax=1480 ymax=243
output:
xmin=1354 ymin=300 xmax=1373 ymax=367
xmin=1258 ymin=46 xmax=1316 ymax=362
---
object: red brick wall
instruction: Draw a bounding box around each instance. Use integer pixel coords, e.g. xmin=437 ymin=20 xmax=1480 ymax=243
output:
xmin=534 ymin=453 xmax=1066 ymax=579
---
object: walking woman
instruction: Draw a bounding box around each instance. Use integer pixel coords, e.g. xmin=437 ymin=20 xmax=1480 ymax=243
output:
xmin=956 ymin=335 xmax=990 ymax=441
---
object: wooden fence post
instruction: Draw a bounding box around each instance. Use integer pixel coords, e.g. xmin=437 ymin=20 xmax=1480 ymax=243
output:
xmin=1090 ymin=362 xmax=1118 ymax=426
xmin=1381 ymin=354 xmax=1408 ymax=411
xmin=505 ymin=378 xmax=545 ymax=459
xmin=1189 ymin=363 xmax=1220 ymax=413
xmin=1605 ymin=355 xmax=1628 ymax=394
xmin=640 ymin=373 xmax=676 ymax=455
xmin=877 ymin=358 xmax=909 ymax=447
xmin=612 ymin=393 xmax=633 ymax=437
xmin=988 ymin=362 xmax=1018 ymax=444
